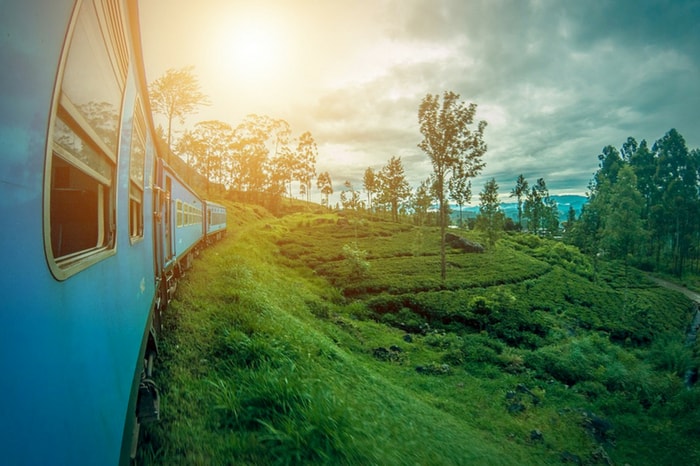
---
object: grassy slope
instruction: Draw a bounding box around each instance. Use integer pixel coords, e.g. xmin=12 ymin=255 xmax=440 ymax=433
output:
xmin=138 ymin=204 xmax=700 ymax=465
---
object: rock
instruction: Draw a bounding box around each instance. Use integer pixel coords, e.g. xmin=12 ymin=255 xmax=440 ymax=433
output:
xmin=373 ymin=346 xmax=402 ymax=362
xmin=415 ymin=362 xmax=452 ymax=375
xmin=530 ymin=429 xmax=544 ymax=442
xmin=560 ymin=451 xmax=582 ymax=464
xmin=582 ymin=411 xmax=613 ymax=443
xmin=591 ymin=446 xmax=613 ymax=465
xmin=444 ymin=232 xmax=485 ymax=253
xmin=507 ymin=402 xmax=525 ymax=414
xmin=373 ymin=347 xmax=391 ymax=361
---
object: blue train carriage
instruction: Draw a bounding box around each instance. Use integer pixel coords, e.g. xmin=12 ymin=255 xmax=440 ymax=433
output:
xmin=1 ymin=1 xmax=162 ymax=464
xmin=153 ymin=157 xmax=204 ymax=306
xmin=205 ymin=200 xmax=228 ymax=243
xmin=168 ymin=162 xmax=205 ymax=271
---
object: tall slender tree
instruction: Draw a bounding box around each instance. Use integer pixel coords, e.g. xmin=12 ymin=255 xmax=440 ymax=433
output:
xmin=449 ymin=162 xmax=472 ymax=228
xmin=600 ymin=165 xmax=645 ymax=263
xmin=477 ymin=178 xmax=504 ymax=246
xmin=418 ymin=91 xmax=487 ymax=279
xmin=510 ymin=174 xmax=529 ymax=230
xmin=376 ymin=156 xmax=411 ymax=222
xmin=149 ymin=66 xmax=209 ymax=150
xmin=295 ymin=132 xmax=318 ymax=202
xmin=316 ymin=172 xmax=333 ymax=207
xmin=363 ymin=167 xmax=377 ymax=211
xmin=412 ymin=177 xmax=434 ymax=226
xmin=340 ymin=180 xmax=361 ymax=210
xmin=652 ymin=129 xmax=697 ymax=276
xmin=176 ymin=120 xmax=233 ymax=194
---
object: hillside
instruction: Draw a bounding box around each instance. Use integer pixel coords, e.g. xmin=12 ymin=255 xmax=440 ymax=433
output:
xmin=138 ymin=203 xmax=699 ymax=465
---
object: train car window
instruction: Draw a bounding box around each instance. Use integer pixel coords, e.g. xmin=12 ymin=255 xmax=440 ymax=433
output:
xmin=45 ymin=0 xmax=128 ymax=278
xmin=176 ymin=200 xmax=183 ymax=227
xmin=129 ymin=97 xmax=146 ymax=240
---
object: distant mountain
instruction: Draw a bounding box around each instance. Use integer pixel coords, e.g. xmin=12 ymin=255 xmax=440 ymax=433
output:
xmin=448 ymin=194 xmax=588 ymax=224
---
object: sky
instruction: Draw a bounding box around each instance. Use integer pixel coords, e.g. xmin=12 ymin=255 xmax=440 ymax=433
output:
xmin=139 ymin=0 xmax=700 ymax=204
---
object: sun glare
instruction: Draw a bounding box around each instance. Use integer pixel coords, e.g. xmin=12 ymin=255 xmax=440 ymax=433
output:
xmin=216 ymin=16 xmax=284 ymax=82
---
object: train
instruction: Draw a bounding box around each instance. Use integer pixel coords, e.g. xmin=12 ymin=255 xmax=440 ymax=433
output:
xmin=0 ymin=1 xmax=226 ymax=464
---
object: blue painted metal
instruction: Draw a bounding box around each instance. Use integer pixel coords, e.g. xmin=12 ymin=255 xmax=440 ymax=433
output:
xmin=205 ymin=201 xmax=228 ymax=237
xmin=0 ymin=0 xmax=226 ymax=462
xmin=0 ymin=1 xmax=192 ymax=464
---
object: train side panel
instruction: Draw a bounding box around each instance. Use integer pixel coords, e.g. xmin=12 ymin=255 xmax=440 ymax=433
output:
xmin=0 ymin=1 xmax=158 ymax=464
xmin=205 ymin=200 xmax=228 ymax=242
xmin=170 ymin=167 xmax=205 ymax=264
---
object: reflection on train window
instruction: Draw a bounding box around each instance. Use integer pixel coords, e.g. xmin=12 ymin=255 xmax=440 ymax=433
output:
xmin=176 ymin=200 xmax=183 ymax=227
xmin=130 ymin=98 xmax=146 ymax=240
xmin=46 ymin=0 xmax=128 ymax=278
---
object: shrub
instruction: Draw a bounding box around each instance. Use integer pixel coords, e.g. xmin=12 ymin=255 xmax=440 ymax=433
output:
xmin=342 ymin=242 xmax=370 ymax=279
xmin=648 ymin=333 xmax=695 ymax=377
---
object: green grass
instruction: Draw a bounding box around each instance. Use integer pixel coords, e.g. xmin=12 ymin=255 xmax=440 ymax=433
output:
xmin=137 ymin=205 xmax=700 ymax=465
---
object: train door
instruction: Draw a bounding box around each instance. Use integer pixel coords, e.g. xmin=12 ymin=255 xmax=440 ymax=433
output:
xmin=164 ymin=176 xmax=173 ymax=261
xmin=152 ymin=159 xmax=164 ymax=277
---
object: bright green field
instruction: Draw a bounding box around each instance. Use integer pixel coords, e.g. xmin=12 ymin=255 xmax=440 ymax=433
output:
xmin=137 ymin=204 xmax=700 ymax=465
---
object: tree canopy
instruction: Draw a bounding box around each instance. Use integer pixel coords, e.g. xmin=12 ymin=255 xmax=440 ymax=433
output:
xmin=149 ymin=66 xmax=210 ymax=149
xmin=418 ymin=91 xmax=487 ymax=279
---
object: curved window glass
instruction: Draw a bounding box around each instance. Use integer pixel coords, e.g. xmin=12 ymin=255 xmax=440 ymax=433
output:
xmin=130 ymin=98 xmax=146 ymax=240
xmin=46 ymin=0 xmax=128 ymax=278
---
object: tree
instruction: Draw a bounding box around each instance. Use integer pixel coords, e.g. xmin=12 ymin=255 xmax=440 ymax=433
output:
xmin=376 ymin=156 xmax=411 ymax=222
xmin=412 ymin=177 xmax=434 ymax=226
xmin=418 ymin=91 xmax=487 ymax=279
xmin=363 ymin=167 xmax=377 ymax=211
xmin=600 ymin=165 xmax=645 ymax=262
xmin=449 ymin=162 xmax=472 ymax=228
xmin=523 ymin=177 xmax=557 ymax=235
xmin=295 ymin=132 xmax=318 ymax=202
xmin=316 ymin=172 xmax=333 ymax=207
xmin=563 ymin=205 xmax=577 ymax=233
xmin=176 ymin=120 xmax=233 ymax=194
xmin=652 ymin=129 xmax=697 ymax=276
xmin=510 ymin=174 xmax=529 ymax=230
xmin=476 ymin=178 xmax=504 ymax=246
xmin=149 ymin=66 xmax=209 ymax=150
xmin=340 ymin=180 xmax=361 ymax=210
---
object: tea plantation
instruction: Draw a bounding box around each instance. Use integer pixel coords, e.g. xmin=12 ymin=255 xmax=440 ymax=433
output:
xmin=139 ymin=205 xmax=700 ymax=465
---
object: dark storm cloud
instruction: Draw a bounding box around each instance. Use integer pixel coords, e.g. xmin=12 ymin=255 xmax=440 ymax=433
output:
xmin=392 ymin=0 xmax=700 ymax=197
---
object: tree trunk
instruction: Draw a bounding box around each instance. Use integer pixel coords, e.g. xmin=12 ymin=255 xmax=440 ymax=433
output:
xmin=439 ymin=193 xmax=446 ymax=280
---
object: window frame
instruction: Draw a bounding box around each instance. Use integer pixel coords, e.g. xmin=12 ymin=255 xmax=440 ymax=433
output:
xmin=44 ymin=0 xmax=128 ymax=280
xmin=129 ymin=96 xmax=146 ymax=243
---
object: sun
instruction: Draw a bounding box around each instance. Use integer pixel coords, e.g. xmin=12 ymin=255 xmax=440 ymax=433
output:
xmin=217 ymin=16 xmax=283 ymax=81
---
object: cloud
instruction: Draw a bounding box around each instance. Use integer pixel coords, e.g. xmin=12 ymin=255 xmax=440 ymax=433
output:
xmin=141 ymin=0 xmax=700 ymax=203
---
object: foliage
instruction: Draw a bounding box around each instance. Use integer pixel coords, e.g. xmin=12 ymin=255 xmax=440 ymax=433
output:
xmin=362 ymin=167 xmax=377 ymax=211
xmin=418 ymin=91 xmax=487 ymax=280
xmin=569 ymin=130 xmax=700 ymax=278
xmin=294 ymin=131 xmax=318 ymax=201
xmin=476 ymin=177 xmax=504 ymax=246
xmin=510 ymin=174 xmax=529 ymax=230
xmin=139 ymin=202 xmax=700 ymax=466
xmin=375 ymin=156 xmax=411 ymax=223
xmin=342 ymin=242 xmax=370 ymax=280
xmin=149 ymin=66 xmax=210 ymax=149
xmin=523 ymin=177 xmax=558 ymax=236
xmin=339 ymin=181 xmax=361 ymax=211
xmin=316 ymin=171 xmax=333 ymax=207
